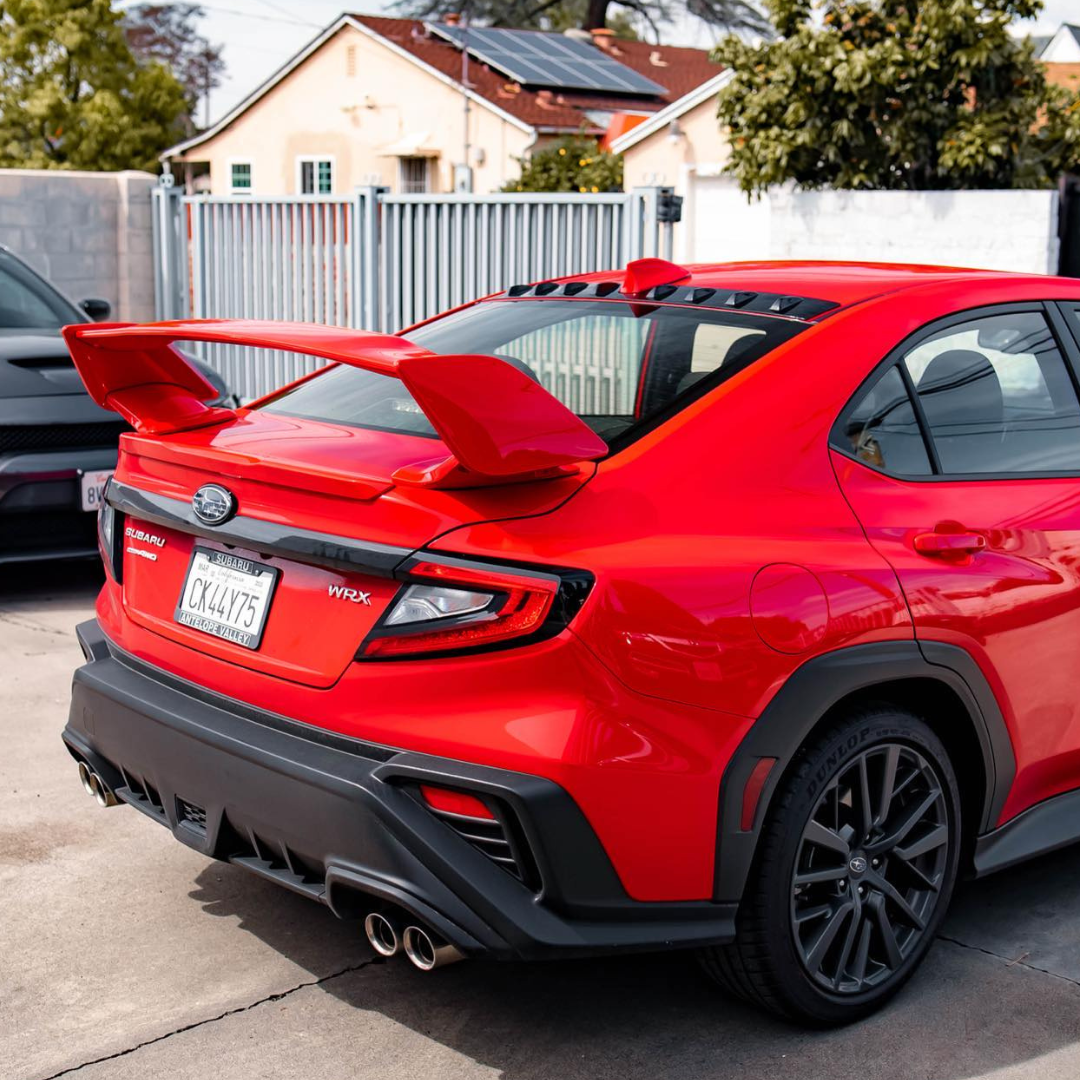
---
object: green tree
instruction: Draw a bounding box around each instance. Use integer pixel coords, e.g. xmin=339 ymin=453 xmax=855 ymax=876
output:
xmin=124 ymin=4 xmax=225 ymax=128
xmin=395 ymin=0 xmax=769 ymax=38
xmin=0 ymin=0 xmax=190 ymax=172
xmin=502 ymin=134 xmax=623 ymax=192
xmin=713 ymin=0 xmax=1080 ymax=194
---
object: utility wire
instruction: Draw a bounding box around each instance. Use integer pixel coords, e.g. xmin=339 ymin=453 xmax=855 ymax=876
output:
xmin=196 ymin=2 xmax=322 ymax=28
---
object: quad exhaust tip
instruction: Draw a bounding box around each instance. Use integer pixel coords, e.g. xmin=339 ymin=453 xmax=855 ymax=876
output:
xmin=77 ymin=760 xmax=118 ymax=808
xmin=402 ymin=925 xmax=464 ymax=971
xmin=364 ymin=912 xmax=401 ymax=958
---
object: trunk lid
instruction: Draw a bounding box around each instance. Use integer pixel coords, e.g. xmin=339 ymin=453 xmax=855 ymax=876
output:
xmin=68 ymin=320 xmax=603 ymax=687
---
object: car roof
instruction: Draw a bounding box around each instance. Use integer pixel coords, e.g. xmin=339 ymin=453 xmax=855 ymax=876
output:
xmin=562 ymin=260 xmax=1080 ymax=313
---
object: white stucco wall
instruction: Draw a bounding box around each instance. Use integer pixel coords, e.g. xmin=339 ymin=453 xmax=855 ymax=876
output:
xmin=679 ymin=179 xmax=1061 ymax=276
xmin=175 ymin=23 xmax=534 ymax=196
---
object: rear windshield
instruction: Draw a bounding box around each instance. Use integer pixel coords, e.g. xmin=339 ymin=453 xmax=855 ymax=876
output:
xmin=259 ymin=299 xmax=804 ymax=447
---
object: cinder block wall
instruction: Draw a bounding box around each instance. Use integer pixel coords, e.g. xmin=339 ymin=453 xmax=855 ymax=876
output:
xmin=0 ymin=169 xmax=157 ymax=321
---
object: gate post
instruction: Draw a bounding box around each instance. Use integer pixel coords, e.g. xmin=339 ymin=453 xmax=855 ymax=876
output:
xmin=151 ymin=176 xmax=185 ymax=320
xmin=629 ymin=186 xmax=680 ymax=261
xmin=353 ymin=186 xmax=387 ymax=331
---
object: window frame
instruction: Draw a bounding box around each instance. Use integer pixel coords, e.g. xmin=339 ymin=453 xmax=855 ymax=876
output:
xmin=399 ymin=156 xmax=430 ymax=194
xmin=830 ymin=301 xmax=1080 ymax=482
xmin=227 ymin=158 xmax=254 ymax=195
xmin=296 ymin=154 xmax=335 ymax=195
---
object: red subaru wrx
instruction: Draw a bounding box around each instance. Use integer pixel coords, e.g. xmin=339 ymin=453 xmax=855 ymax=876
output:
xmin=64 ymin=260 xmax=1080 ymax=1024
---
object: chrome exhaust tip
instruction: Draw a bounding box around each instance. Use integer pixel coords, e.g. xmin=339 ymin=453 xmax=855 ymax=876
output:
xmin=81 ymin=764 xmax=118 ymax=808
xmin=77 ymin=761 xmax=95 ymax=798
xmin=402 ymin=925 xmax=464 ymax=971
xmin=364 ymin=912 xmax=401 ymax=958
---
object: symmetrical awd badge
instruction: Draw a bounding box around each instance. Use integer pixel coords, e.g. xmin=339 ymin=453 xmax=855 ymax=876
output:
xmin=192 ymin=484 xmax=236 ymax=526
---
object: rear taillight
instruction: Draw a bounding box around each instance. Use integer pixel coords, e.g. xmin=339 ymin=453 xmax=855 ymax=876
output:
xmin=358 ymin=558 xmax=591 ymax=660
xmin=98 ymin=492 xmax=123 ymax=582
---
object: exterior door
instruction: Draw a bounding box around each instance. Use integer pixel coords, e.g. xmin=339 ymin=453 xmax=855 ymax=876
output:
xmin=832 ymin=305 xmax=1080 ymax=826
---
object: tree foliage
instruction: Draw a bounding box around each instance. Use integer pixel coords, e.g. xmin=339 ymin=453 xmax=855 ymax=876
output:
xmin=124 ymin=3 xmax=225 ymax=127
xmin=713 ymin=0 xmax=1080 ymax=194
xmin=395 ymin=0 xmax=769 ymax=39
xmin=502 ymin=134 xmax=623 ymax=192
xmin=0 ymin=0 xmax=190 ymax=171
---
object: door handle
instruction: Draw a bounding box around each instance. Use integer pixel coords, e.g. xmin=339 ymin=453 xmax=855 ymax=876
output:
xmin=913 ymin=531 xmax=987 ymax=556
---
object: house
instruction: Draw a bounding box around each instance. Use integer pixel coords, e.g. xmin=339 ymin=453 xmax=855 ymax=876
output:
xmin=609 ymin=71 xmax=731 ymax=192
xmin=1039 ymin=23 xmax=1080 ymax=63
xmin=1036 ymin=22 xmax=1080 ymax=93
xmin=161 ymin=15 xmax=722 ymax=196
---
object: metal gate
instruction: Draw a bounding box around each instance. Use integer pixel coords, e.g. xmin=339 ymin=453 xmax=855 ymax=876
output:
xmin=152 ymin=184 xmax=678 ymax=399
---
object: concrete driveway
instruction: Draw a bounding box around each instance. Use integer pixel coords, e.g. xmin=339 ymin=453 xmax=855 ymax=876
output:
xmin=3 ymin=565 xmax=1079 ymax=1080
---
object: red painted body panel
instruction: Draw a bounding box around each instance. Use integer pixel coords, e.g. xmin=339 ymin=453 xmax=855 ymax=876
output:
xmin=87 ymin=263 xmax=1080 ymax=904
xmin=834 ymin=454 xmax=1080 ymax=824
xmin=122 ymin=521 xmax=400 ymax=687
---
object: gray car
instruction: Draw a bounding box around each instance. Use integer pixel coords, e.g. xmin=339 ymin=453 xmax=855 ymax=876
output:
xmin=0 ymin=245 xmax=235 ymax=565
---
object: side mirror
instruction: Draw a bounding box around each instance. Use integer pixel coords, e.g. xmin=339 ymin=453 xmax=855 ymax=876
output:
xmin=80 ymin=298 xmax=111 ymax=321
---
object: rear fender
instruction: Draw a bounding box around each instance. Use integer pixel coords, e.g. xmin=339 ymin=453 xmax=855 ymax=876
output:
xmin=714 ymin=641 xmax=1015 ymax=904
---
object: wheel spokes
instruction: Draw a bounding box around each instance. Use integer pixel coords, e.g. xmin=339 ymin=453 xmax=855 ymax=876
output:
xmin=868 ymin=891 xmax=903 ymax=969
xmin=791 ymin=741 xmax=951 ymax=995
xmin=804 ymin=819 xmax=850 ymax=857
xmin=873 ymin=874 xmax=926 ymax=932
xmin=856 ymin=754 xmax=874 ymax=838
xmin=874 ymin=786 xmax=942 ymax=852
xmin=795 ymin=865 xmax=849 ymax=887
xmin=805 ymin=899 xmax=856 ymax=972
xmin=876 ymin=745 xmax=901 ymax=827
xmin=831 ymin=902 xmax=864 ymax=989
xmin=895 ymin=824 xmax=949 ymax=862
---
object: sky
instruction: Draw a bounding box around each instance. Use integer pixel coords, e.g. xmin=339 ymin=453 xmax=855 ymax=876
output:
xmin=118 ymin=0 xmax=1080 ymax=128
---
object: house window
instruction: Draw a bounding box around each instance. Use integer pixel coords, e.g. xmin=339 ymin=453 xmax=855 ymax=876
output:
xmin=298 ymin=157 xmax=334 ymax=195
xmin=229 ymin=161 xmax=252 ymax=194
xmin=399 ymin=157 xmax=430 ymax=194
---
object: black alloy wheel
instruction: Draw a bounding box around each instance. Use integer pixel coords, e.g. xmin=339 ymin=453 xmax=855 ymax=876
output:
xmin=790 ymin=743 xmax=950 ymax=994
xmin=699 ymin=707 xmax=962 ymax=1025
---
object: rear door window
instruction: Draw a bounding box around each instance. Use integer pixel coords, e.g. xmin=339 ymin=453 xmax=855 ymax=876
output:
xmin=904 ymin=311 xmax=1080 ymax=475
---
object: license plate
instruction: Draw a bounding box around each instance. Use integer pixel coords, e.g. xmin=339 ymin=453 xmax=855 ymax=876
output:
xmin=81 ymin=470 xmax=114 ymax=512
xmin=175 ymin=548 xmax=280 ymax=650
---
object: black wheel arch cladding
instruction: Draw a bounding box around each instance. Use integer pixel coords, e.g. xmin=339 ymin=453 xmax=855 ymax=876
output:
xmin=714 ymin=640 xmax=1015 ymax=904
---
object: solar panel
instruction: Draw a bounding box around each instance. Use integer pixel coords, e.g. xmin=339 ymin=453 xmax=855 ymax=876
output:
xmin=428 ymin=23 xmax=667 ymax=97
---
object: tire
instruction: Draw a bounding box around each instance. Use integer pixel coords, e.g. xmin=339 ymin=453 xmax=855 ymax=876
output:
xmin=700 ymin=705 xmax=962 ymax=1025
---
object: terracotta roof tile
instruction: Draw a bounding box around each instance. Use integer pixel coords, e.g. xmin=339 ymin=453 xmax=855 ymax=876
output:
xmin=351 ymin=15 xmax=723 ymax=132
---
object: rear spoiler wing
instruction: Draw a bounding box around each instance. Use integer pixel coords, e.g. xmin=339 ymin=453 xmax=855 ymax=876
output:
xmin=62 ymin=320 xmax=607 ymax=487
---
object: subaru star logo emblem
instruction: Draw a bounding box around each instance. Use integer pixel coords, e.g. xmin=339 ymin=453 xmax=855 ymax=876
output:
xmin=192 ymin=484 xmax=236 ymax=526
xmin=849 ymin=856 xmax=868 ymax=875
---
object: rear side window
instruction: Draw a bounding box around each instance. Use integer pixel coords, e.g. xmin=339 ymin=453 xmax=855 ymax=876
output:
xmin=905 ymin=312 xmax=1080 ymax=474
xmin=839 ymin=366 xmax=932 ymax=475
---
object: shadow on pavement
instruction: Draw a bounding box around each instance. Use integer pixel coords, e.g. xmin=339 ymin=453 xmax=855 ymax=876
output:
xmin=0 ymin=558 xmax=103 ymax=603
xmin=188 ymin=841 xmax=1080 ymax=1080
